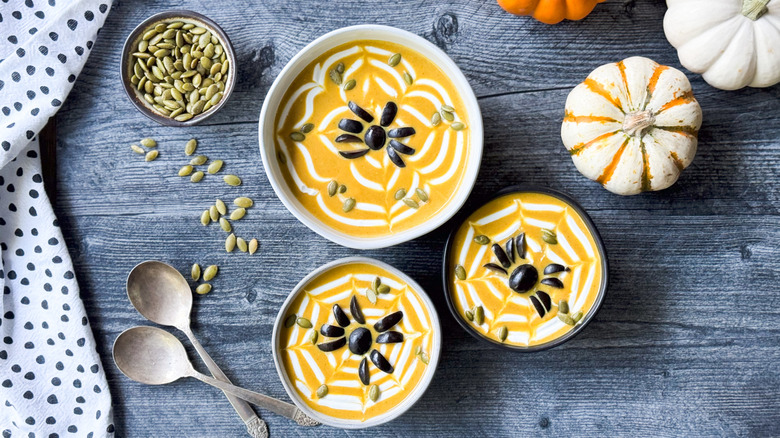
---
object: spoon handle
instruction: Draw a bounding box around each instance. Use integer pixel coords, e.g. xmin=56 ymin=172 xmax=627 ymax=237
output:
xmin=182 ymin=328 xmax=268 ymax=437
xmin=188 ymin=370 xmax=319 ymax=426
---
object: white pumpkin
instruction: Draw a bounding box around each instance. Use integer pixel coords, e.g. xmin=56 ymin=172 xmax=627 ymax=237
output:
xmin=561 ymin=56 xmax=703 ymax=196
xmin=664 ymin=0 xmax=780 ymax=90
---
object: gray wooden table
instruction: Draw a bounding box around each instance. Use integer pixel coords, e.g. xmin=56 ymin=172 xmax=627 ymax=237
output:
xmin=52 ymin=0 xmax=780 ymax=436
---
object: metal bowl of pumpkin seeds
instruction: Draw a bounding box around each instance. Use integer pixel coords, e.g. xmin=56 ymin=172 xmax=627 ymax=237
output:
xmin=121 ymin=10 xmax=236 ymax=126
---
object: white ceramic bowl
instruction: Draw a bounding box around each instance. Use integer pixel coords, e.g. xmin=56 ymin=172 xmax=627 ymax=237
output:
xmin=271 ymin=256 xmax=442 ymax=429
xmin=258 ymin=25 xmax=483 ymax=249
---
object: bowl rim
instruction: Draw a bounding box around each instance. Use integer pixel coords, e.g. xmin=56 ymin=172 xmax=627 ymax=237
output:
xmin=271 ymin=256 xmax=442 ymax=429
xmin=258 ymin=24 xmax=484 ymax=249
xmin=441 ymin=184 xmax=609 ymax=352
xmin=119 ymin=9 xmax=237 ymax=127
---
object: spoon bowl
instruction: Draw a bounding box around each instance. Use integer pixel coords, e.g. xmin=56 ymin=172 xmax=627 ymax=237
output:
xmin=127 ymin=260 xmax=192 ymax=328
xmin=113 ymin=326 xmax=191 ymax=385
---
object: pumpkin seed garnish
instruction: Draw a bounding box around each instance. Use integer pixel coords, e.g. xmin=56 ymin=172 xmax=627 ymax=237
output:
xmin=327 ymin=180 xmax=338 ymax=197
xmin=558 ymin=313 xmax=576 ymax=326
xmin=455 ymin=264 xmax=467 ymax=280
xmin=329 ymin=69 xmax=342 ymax=85
xmin=209 ymin=205 xmax=220 ymax=221
xmin=343 ymin=79 xmax=357 ymax=91
xmin=451 ymin=122 xmax=465 ymax=131
xmin=289 ymin=132 xmax=305 ymax=142
xmin=296 ymin=317 xmax=313 ymax=329
xmin=377 ymin=284 xmax=390 ymax=294
xmin=178 ymin=165 xmax=193 ymax=176
xmin=219 ymin=217 xmax=231 ymax=232
xmin=558 ymin=300 xmax=569 ymax=314
xmin=572 ymin=311 xmax=583 ymax=323
xmin=431 ymin=112 xmax=442 ymax=126
xmin=474 ymin=235 xmax=490 ymax=245
xmin=394 ymin=188 xmax=407 ymax=200
xmin=498 ymin=326 xmax=508 ymax=342
xmin=190 ymin=171 xmax=204 ymax=182
xmin=415 ymin=346 xmax=422 ymax=355
xmin=335 ymin=62 xmax=345 ymax=74
xmin=185 ymin=138 xmax=197 ymax=155
xmin=203 ymin=265 xmax=218 ymax=281
xmin=300 ymin=123 xmax=315 ymax=134
xmin=223 ymin=175 xmax=241 ymax=186
xmin=207 ymin=160 xmax=223 ymax=174
xmin=215 ymin=199 xmax=227 ymax=215
xmin=441 ymin=104 xmax=455 ymax=113
xmin=200 ymin=210 xmax=210 ymax=226
xmin=225 ymin=233 xmax=236 ymax=252
xmin=368 ymin=384 xmax=380 ymax=402
xmin=316 ymin=384 xmax=328 ymax=398
xmin=277 ymin=150 xmax=287 ymax=165
xmin=388 ymin=53 xmax=402 ymax=67
xmin=284 ymin=314 xmax=296 ymax=328
xmin=195 ymin=283 xmax=212 ymax=295
xmin=474 ymin=305 xmax=485 ymax=325
xmin=403 ymin=72 xmax=413 ymax=85
xmin=140 ymin=138 xmax=157 ymax=148
xmin=441 ymin=110 xmax=454 ymax=121
xmin=542 ymin=229 xmax=558 ymax=244
xmin=415 ymin=188 xmax=429 ymax=202
xmin=343 ymin=198 xmax=356 ymax=212
xmin=131 ymin=144 xmax=145 ymax=154
xmin=371 ymin=277 xmax=381 ymax=291
xmin=248 ymin=238 xmax=259 ymax=255
xmin=464 ymin=310 xmax=474 ymax=321
xmin=366 ymin=288 xmax=377 ymax=305
xmin=236 ymin=237 xmax=248 ymax=252
xmin=145 ymin=150 xmax=158 ymax=162
xmin=191 ymin=263 xmax=201 ymax=281
xmin=190 ymin=155 xmax=207 ymax=165
xmin=403 ymin=198 xmax=419 ymax=209
xmin=230 ymin=207 xmax=246 ymax=220
xmin=309 ymin=330 xmax=318 ymax=344
xmin=234 ymin=197 xmax=253 ymax=208
xmin=338 ymin=184 xmax=347 ymax=194
xmin=419 ymin=351 xmax=429 ymax=364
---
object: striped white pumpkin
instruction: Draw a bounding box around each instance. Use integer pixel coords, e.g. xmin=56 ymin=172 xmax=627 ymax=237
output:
xmin=561 ymin=56 xmax=703 ymax=196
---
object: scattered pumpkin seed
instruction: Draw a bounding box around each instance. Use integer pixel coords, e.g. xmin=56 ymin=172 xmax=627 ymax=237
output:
xmin=219 ymin=217 xmax=231 ymax=232
xmin=455 ymin=265 xmax=466 ymax=280
xmin=234 ymin=197 xmax=253 ymax=208
xmin=296 ymin=317 xmax=313 ymax=329
xmin=415 ymin=188 xmax=429 ymax=202
xmin=316 ymin=384 xmax=328 ymax=398
xmin=451 ymin=122 xmax=465 ymax=131
xmin=225 ymin=233 xmax=236 ymax=252
xmin=431 ymin=112 xmax=441 ymax=126
xmin=203 ymin=265 xmax=218 ymax=281
xmin=195 ymin=283 xmax=212 ymax=295
xmin=498 ymin=326 xmax=508 ymax=342
xmin=338 ymin=184 xmax=347 ymax=193
xmin=343 ymin=79 xmax=357 ymax=91
xmin=207 ymin=160 xmax=223 ymax=174
xmin=178 ymin=165 xmax=193 ymax=176
xmin=403 ymin=72 xmax=413 ymax=85
xmin=327 ymin=180 xmax=338 ymax=197
xmin=200 ymin=210 xmax=210 ymax=226
xmin=209 ymin=205 xmax=220 ymax=221
xmin=558 ymin=313 xmax=576 ymax=326
xmin=441 ymin=110 xmax=454 ymax=121
xmin=464 ymin=310 xmax=474 ymax=321
xmin=441 ymin=104 xmax=455 ymax=113
xmin=368 ymin=384 xmax=380 ymax=402
xmin=419 ymin=351 xmax=429 ymax=364
xmin=230 ymin=207 xmax=246 ymax=220
xmin=190 ymin=155 xmax=207 ymax=165
xmin=558 ymin=300 xmax=569 ymax=314
xmin=572 ymin=311 xmax=583 ymax=323
xmin=542 ymin=229 xmax=558 ymax=244
xmin=474 ymin=235 xmax=490 ymax=245
xmin=300 ymin=123 xmax=315 ymax=134
xmin=403 ymin=198 xmax=419 ymax=209
xmin=191 ymin=263 xmax=201 ymax=281
xmin=372 ymin=277 xmax=381 ymax=291
xmin=309 ymin=330 xmax=318 ymax=344
xmin=474 ymin=305 xmax=484 ymax=325
xmin=185 ymin=138 xmax=197 ymax=155
xmin=329 ymin=69 xmax=342 ymax=85
xmin=131 ymin=144 xmax=145 ymax=154
xmin=277 ymin=150 xmax=287 ymax=165
xmin=343 ymin=198 xmax=356 ymax=212
xmin=215 ymin=199 xmax=227 ymax=215
xmin=377 ymin=284 xmax=390 ymax=294
xmin=145 ymin=150 xmax=158 ymax=162
xmin=366 ymin=288 xmax=377 ymax=304
xmin=335 ymin=62 xmax=345 ymax=74
xmin=236 ymin=237 xmax=248 ymax=252
xmin=140 ymin=138 xmax=157 ymax=148
xmin=415 ymin=345 xmax=422 ymax=355
xmin=190 ymin=171 xmax=204 ymax=182
xmin=289 ymin=132 xmax=305 ymax=142
xmin=224 ymin=175 xmax=241 ymax=186
xmin=394 ymin=188 xmax=406 ymax=200
xmin=284 ymin=314 xmax=296 ymax=328
xmin=388 ymin=53 xmax=401 ymax=67
xmin=248 ymin=238 xmax=258 ymax=255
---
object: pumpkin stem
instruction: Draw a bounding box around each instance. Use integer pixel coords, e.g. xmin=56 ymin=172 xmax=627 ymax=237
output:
xmin=622 ymin=110 xmax=655 ymax=137
xmin=742 ymin=0 xmax=770 ymax=20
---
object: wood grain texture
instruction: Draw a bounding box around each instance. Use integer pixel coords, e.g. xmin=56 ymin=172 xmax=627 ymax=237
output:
xmin=50 ymin=0 xmax=780 ymax=436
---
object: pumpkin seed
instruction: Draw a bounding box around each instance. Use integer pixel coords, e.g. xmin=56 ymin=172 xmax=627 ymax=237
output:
xmin=230 ymin=207 xmax=246 ymax=220
xmin=474 ymin=235 xmax=490 ymax=245
xmin=343 ymin=79 xmax=357 ymax=91
xmin=343 ymin=198 xmax=356 ymax=212
xmin=191 ymin=263 xmax=201 ymax=281
xmin=558 ymin=300 xmax=569 ymax=314
xmin=368 ymin=384 xmax=380 ymax=402
xmin=415 ymin=188 xmax=429 ymax=202
xmin=474 ymin=305 xmax=484 ymax=325
xmin=431 ymin=112 xmax=441 ymax=126
xmin=225 ymin=233 xmax=236 ymax=252
xmin=207 ymin=160 xmax=223 ymax=174
xmin=338 ymin=184 xmax=347 ymax=194
xmin=224 ymin=175 xmax=241 ymax=186
xmin=335 ymin=62 xmax=345 ymax=74
xmin=277 ymin=150 xmax=287 ymax=164
xmin=309 ymin=330 xmax=318 ymax=344
xmin=377 ymin=284 xmax=390 ymax=294
xmin=542 ymin=229 xmax=558 ymax=244
xmin=234 ymin=197 xmax=253 ymax=208
xmin=441 ymin=110 xmax=454 ymax=121
xmin=558 ymin=313 xmax=575 ymax=326
xmin=415 ymin=346 xmax=422 ymax=355
xmin=327 ymin=180 xmax=338 ymax=197
xmin=144 ymin=150 xmax=158 ymax=162
xmin=296 ymin=317 xmax=313 ymax=329
xmin=236 ymin=237 xmax=248 ymax=252
xmin=178 ymin=165 xmax=193 ymax=176
xmin=394 ymin=188 xmax=407 ymax=200
xmin=464 ymin=310 xmax=474 ymax=321
xmin=441 ymin=104 xmax=455 ymax=113
xmin=140 ymin=138 xmax=157 ymax=148
xmin=219 ymin=217 xmax=231 ymax=232
xmin=572 ymin=311 xmax=583 ymax=323
xmin=329 ymin=69 xmax=342 ymax=85
xmin=300 ymin=123 xmax=315 ymax=134
xmin=248 ymin=238 xmax=259 ymax=255
xmin=403 ymin=198 xmax=419 ymax=209
xmin=203 ymin=265 xmax=218 ymax=281
xmin=372 ymin=277 xmax=381 ymax=291
xmin=451 ymin=122 xmax=465 ymax=131
xmin=403 ymin=72 xmax=413 ymax=85
xmin=195 ymin=283 xmax=212 ymax=295
xmin=284 ymin=314 xmax=296 ymax=328
xmin=209 ymin=205 xmax=219 ymax=221
xmin=366 ymin=288 xmax=377 ymax=305
xmin=200 ymin=210 xmax=210 ymax=226
xmin=455 ymin=265 xmax=466 ymax=280
xmin=215 ymin=199 xmax=227 ymax=215
xmin=191 ymin=170 xmax=204 ymax=182
xmin=420 ymin=351 xmax=429 ymax=364
xmin=190 ymin=155 xmax=207 ymax=165
xmin=131 ymin=144 xmax=145 ymax=154
xmin=388 ymin=53 xmax=401 ymax=67
xmin=289 ymin=132 xmax=305 ymax=142
xmin=498 ymin=326 xmax=508 ymax=342
xmin=316 ymin=384 xmax=328 ymax=398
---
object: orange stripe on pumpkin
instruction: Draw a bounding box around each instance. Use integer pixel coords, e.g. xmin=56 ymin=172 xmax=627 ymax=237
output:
xmin=563 ymin=111 xmax=618 ymax=124
xmin=596 ymin=138 xmax=629 ymax=185
xmin=657 ymin=91 xmax=696 ymax=113
xmin=669 ymin=151 xmax=684 ymax=171
xmin=568 ymin=130 xmax=619 ymax=156
xmin=643 ymin=65 xmax=669 ymax=110
xmin=640 ymin=143 xmax=652 ymax=192
xmin=583 ymin=78 xmax=624 ymax=113
xmin=653 ymin=125 xmax=699 ymax=137
xmin=617 ymin=61 xmax=632 ymax=106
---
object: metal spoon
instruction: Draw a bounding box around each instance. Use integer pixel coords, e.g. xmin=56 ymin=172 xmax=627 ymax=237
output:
xmin=113 ymin=326 xmax=319 ymax=427
xmin=125 ymin=261 xmax=316 ymax=429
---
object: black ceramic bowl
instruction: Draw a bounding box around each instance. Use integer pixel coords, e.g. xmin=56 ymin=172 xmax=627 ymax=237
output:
xmin=442 ymin=185 xmax=609 ymax=352
xmin=120 ymin=10 xmax=236 ymax=126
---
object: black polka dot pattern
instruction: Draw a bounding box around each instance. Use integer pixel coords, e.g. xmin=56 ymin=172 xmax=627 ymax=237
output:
xmin=0 ymin=1 xmax=114 ymax=436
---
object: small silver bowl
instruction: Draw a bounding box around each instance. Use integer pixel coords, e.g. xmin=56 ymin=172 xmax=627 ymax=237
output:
xmin=120 ymin=10 xmax=237 ymax=126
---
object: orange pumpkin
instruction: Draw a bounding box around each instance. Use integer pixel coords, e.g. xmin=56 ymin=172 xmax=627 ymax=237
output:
xmin=497 ymin=0 xmax=605 ymax=24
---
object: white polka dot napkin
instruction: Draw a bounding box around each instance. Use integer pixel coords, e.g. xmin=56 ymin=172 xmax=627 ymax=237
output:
xmin=0 ymin=1 xmax=115 ymax=436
